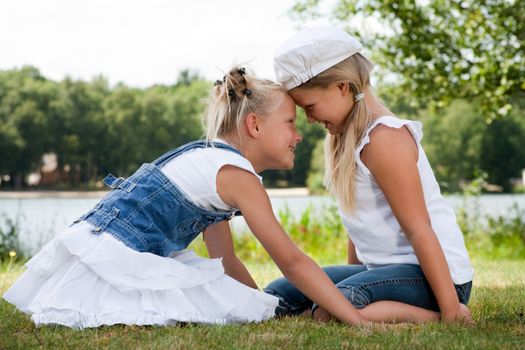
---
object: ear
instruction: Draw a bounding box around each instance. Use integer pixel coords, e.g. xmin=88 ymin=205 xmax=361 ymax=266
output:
xmin=337 ymin=82 xmax=351 ymax=97
xmin=245 ymin=113 xmax=261 ymax=138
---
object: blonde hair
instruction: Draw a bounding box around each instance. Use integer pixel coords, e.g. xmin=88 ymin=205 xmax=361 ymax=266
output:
xmin=205 ymin=66 xmax=286 ymax=140
xmin=293 ymin=54 xmax=373 ymax=213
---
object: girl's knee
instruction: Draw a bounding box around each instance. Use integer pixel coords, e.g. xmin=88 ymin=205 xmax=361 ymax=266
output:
xmin=338 ymin=285 xmax=371 ymax=308
xmin=264 ymin=280 xmax=312 ymax=316
xmin=264 ymin=277 xmax=289 ymax=293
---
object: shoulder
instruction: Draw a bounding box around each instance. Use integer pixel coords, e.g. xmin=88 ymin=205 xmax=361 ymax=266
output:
xmin=216 ymin=165 xmax=267 ymax=209
xmin=368 ymin=123 xmax=415 ymax=146
xmin=362 ymin=121 xmax=419 ymax=170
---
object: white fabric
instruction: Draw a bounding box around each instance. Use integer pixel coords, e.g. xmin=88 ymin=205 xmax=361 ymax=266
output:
xmin=340 ymin=116 xmax=474 ymax=284
xmin=3 ymin=222 xmax=278 ymax=328
xmin=274 ymin=25 xmax=374 ymax=90
xmin=161 ymin=141 xmax=262 ymax=211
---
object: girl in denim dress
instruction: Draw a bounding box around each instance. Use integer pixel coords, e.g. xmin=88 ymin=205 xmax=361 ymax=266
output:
xmin=266 ymin=26 xmax=474 ymax=323
xmin=3 ymin=67 xmax=369 ymax=328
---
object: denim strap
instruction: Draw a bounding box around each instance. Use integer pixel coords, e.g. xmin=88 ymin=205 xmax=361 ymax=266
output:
xmin=103 ymin=174 xmax=124 ymax=189
xmin=103 ymin=174 xmax=137 ymax=192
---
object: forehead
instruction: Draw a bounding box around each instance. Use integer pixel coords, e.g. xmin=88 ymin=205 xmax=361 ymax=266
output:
xmin=288 ymin=87 xmax=325 ymax=105
xmin=280 ymin=93 xmax=297 ymax=113
xmin=267 ymin=92 xmax=295 ymax=115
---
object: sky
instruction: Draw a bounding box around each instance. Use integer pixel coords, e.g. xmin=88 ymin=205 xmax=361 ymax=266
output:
xmin=0 ymin=0 xmax=335 ymax=87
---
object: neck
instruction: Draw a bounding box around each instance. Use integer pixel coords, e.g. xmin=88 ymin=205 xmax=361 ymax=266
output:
xmin=363 ymin=87 xmax=395 ymax=120
xmin=222 ymin=134 xmax=265 ymax=173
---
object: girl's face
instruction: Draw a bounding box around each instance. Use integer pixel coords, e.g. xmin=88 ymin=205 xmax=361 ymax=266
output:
xmin=258 ymin=93 xmax=302 ymax=170
xmin=289 ymin=83 xmax=354 ymax=135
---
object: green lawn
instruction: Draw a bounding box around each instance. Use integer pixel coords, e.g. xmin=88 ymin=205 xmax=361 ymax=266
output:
xmin=1 ymin=259 xmax=524 ymax=350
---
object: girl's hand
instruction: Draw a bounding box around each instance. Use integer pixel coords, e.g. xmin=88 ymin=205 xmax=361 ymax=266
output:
xmin=362 ymin=125 xmax=467 ymax=325
xmin=216 ymin=165 xmax=366 ymax=326
xmin=442 ymin=304 xmax=474 ymax=324
xmin=313 ymin=307 xmax=370 ymax=326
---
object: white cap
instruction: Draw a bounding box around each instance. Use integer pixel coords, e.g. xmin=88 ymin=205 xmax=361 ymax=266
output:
xmin=274 ymin=25 xmax=374 ymax=90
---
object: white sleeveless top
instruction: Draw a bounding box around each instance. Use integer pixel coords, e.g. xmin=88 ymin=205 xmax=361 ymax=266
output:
xmin=160 ymin=140 xmax=261 ymax=212
xmin=340 ymin=116 xmax=474 ymax=284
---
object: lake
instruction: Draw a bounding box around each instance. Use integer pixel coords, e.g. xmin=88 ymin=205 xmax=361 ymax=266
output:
xmin=1 ymin=192 xmax=524 ymax=255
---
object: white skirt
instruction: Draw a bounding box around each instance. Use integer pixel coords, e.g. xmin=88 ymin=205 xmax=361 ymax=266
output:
xmin=3 ymin=222 xmax=278 ymax=329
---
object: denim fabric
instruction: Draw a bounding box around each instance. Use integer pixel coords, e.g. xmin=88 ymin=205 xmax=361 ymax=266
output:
xmin=264 ymin=264 xmax=472 ymax=316
xmin=75 ymin=140 xmax=242 ymax=257
xmin=264 ymin=265 xmax=367 ymax=316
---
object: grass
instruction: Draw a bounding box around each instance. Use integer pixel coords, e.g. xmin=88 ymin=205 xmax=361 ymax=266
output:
xmin=1 ymin=258 xmax=524 ymax=350
xmin=1 ymin=197 xmax=524 ymax=349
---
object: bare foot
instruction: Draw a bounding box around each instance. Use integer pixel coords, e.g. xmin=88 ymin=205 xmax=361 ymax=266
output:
xmin=312 ymin=307 xmax=333 ymax=322
xmin=299 ymin=308 xmax=312 ymax=318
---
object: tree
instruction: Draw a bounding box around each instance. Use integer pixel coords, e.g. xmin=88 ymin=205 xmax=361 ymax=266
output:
xmin=99 ymin=85 xmax=144 ymax=176
xmin=416 ymin=99 xmax=485 ymax=192
xmin=174 ymin=69 xmax=204 ymax=87
xmin=290 ymin=0 xmax=525 ymax=119
xmin=51 ymin=77 xmax=108 ymax=186
xmin=0 ymin=67 xmax=58 ymax=187
xmin=169 ymin=79 xmax=210 ymax=145
xmin=306 ymin=138 xmax=326 ymax=193
xmin=480 ymin=110 xmax=525 ymax=191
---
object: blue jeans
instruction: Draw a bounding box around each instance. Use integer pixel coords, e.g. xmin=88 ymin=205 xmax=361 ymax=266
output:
xmin=264 ymin=264 xmax=472 ymax=316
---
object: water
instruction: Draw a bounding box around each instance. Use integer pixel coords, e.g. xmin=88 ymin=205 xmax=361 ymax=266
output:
xmin=1 ymin=193 xmax=524 ymax=255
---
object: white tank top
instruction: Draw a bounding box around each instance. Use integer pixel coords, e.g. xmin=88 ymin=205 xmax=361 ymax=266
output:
xmin=340 ymin=116 xmax=474 ymax=284
xmin=160 ymin=140 xmax=261 ymax=212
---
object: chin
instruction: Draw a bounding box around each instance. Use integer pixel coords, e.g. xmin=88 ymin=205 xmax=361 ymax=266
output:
xmin=328 ymin=128 xmax=344 ymax=135
xmin=277 ymin=161 xmax=294 ymax=170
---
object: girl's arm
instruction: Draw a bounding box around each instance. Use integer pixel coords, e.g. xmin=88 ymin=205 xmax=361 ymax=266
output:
xmin=347 ymin=238 xmax=361 ymax=265
xmin=217 ymin=165 xmax=367 ymax=325
xmin=203 ymin=221 xmax=258 ymax=289
xmin=361 ymin=125 xmax=472 ymax=323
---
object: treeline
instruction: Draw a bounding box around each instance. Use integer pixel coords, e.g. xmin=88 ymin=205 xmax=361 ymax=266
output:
xmin=1 ymin=66 xmax=525 ymax=192
xmin=404 ymin=99 xmax=525 ymax=193
xmin=0 ymin=66 xmax=322 ymax=189
xmin=0 ymin=67 xmax=211 ymax=188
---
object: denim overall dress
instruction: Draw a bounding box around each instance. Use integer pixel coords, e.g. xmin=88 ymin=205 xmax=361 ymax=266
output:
xmin=4 ymin=140 xmax=280 ymax=328
xmin=77 ymin=140 xmax=242 ymax=256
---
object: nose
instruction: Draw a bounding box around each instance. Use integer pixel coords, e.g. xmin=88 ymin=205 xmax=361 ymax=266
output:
xmin=295 ymin=130 xmax=303 ymax=143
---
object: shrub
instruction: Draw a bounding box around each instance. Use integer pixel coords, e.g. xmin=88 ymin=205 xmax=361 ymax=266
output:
xmin=0 ymin=214 xmax=25 ymax=262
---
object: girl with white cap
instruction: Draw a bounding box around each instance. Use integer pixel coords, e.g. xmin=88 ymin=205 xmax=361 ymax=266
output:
xmin=266 ymin=26 xmax=474 ymax=323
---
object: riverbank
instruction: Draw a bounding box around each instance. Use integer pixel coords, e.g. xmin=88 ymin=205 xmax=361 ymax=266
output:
xmin=0 ymin=187 xmax=310 ymax=199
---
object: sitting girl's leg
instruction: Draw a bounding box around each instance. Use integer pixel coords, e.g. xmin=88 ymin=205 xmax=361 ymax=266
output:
xmin=314 ymin=300 xmax=439 ymax=323
xmin=313 ymin=264 xmax=472 ymax=323
xmin=264 ymin=264 xmax=367 ymax=316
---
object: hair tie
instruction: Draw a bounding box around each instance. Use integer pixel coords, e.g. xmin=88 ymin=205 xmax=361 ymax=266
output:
xmin=238 ymin=67 xmax=246 ymax=76
xmin=228 ymin=88 xmax=235 ymax=98
xmin=243 ymin=88 xmax=252 ymax=97
xmin=354 ymin=92 xmax=365 ymax=102
xmin=214 ymin=80 xmax=223 ymax=86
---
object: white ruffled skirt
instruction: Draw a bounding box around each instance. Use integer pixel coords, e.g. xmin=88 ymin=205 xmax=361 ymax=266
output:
xmin=3 ymin=222 xmax=278 ymax=328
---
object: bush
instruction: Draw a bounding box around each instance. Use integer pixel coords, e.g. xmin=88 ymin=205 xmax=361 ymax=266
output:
xmin=457 ymin=174 xmax=525 ymax=259
xmin=463 ymin=204 xmax=525 ymax=260
xmin=0 ymin=214 xmax=25 ymax=263
xmin=189 ymin=201 xmax=347 ymax=264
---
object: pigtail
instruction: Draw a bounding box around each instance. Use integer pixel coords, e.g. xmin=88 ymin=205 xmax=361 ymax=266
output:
xmin=205 ymin=66 xmax=285 ymax=141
